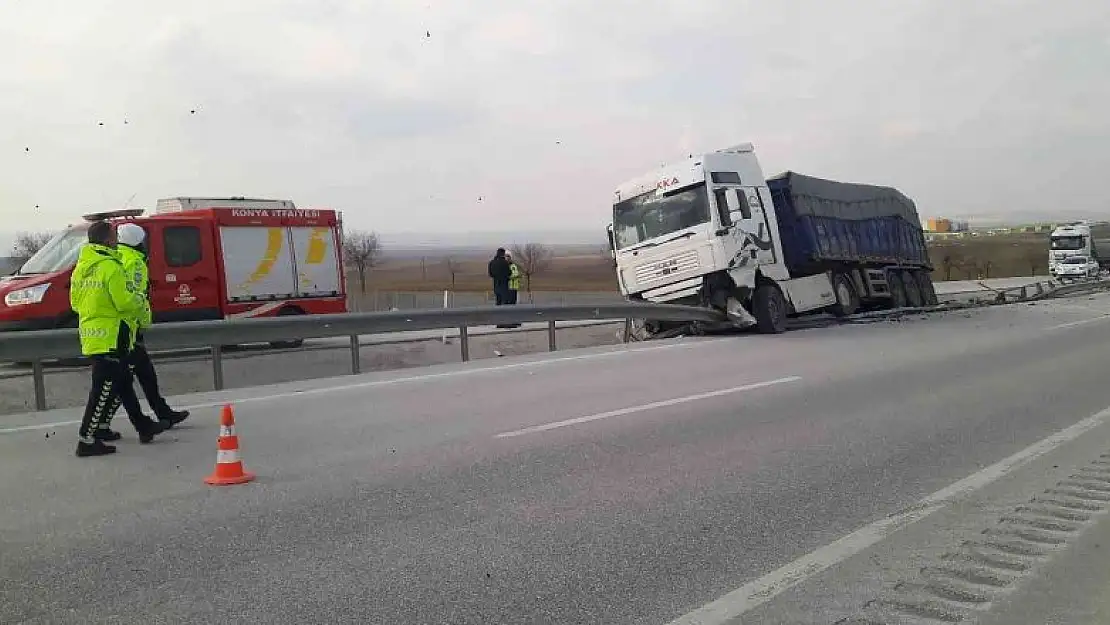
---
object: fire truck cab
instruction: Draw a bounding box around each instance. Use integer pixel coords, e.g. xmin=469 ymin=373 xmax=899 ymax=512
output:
xmin=0 ymin=197 xmax=347 ymax=348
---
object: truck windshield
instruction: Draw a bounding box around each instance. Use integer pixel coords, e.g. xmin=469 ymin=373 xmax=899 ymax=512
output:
xmin=1051 ymin=236 xmax=1086 ymax=250
xmin=17 ymin=226 xmax=89 ymax=275
xmin=613 ymin=185 xmax=709 ymax=250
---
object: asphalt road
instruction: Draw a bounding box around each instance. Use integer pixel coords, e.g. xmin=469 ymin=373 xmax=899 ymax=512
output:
xmin=4 ymin=291 xmax=1110 ymax=624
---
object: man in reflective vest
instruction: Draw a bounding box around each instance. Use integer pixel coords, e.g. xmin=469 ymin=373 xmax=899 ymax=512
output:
xmin=503 ymin=251 xmax=523 ymax=328
xmin=96 ymin=223 xmax=189 ymax=438
xmin=71 ymin=221 xmax=169 ymax=457
xmin=505 ymin=251 xmax=522 ymax=305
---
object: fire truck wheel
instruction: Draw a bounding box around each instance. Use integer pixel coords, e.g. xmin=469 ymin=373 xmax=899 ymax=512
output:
xmin=270 ymin=307 xmax=305 ymax=349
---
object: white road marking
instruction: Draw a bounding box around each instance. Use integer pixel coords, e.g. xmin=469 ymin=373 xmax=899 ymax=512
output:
xmin=665 ymin=403 xmax=1110 ymax=625
xmin=0 ymin=420 xmax=83 ymax=434
xmin=0 ymin=340 xmax=709 ymax=435
xmin=494 ymin=376 xmax=802 ymax=439
xmin=1048 ymin=314 xmax=1110 ymax=331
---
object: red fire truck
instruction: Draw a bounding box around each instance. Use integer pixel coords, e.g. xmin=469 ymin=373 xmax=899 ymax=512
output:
xmin=0 ymin=197 xmax=347 ymax=348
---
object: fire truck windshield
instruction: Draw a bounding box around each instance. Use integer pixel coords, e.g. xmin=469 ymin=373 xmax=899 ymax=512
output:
xmin=17 ymin=226 xmax=89 ymax=275
xmin=613 ymin=185 xmax=709 ymax=250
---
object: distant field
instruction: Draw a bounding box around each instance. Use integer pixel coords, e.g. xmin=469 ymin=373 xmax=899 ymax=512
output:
xmin=927 ymin=233 xmax=1047 ymax=280
xmin=357 ymin=252 xmax=616 ymax=293
xmin=353 ymin=233 xmax=1050 ymax=298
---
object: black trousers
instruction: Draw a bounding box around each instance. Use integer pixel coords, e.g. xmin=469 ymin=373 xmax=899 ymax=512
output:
xmin=127 ymin=340 xmax=170 ymax=415
xmin=493 ymin=282 xmax=509 ymax=305
xmin=79 ymin=353 xmax=154 ymax=441
xmin=103 ymin=337 xmax=170 ymax=426
xmin=507 ymin=289 xmax=518 ymax=305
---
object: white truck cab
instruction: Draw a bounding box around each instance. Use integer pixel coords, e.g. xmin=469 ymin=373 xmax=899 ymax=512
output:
xmin=1049 ymin=223 xmax=1092 ymax=273
xmin=614 ymin=144 xmax=788 ymax=305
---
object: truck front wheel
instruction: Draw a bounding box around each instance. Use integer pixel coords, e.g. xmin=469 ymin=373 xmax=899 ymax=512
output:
xmin=753 ymin=284 xmax=787 ymax=334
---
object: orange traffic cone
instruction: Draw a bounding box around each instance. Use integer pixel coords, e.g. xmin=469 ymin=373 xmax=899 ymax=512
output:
xmin=204 ymin=405 xmax=255 ymax=486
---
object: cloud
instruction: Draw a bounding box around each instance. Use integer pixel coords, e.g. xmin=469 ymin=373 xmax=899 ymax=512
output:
xmin=0 ymin=0 xmax=1108 ymax=244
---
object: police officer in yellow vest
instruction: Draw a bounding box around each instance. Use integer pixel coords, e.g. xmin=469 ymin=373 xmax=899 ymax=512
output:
xmin=96 ymin=224 xmax=189 ymax=438
xmin=503 ymin=250 xmax=523 ymax=328
xmin=505 ymin=251 xmax=522 ymax=305
xmin=70 ymin=221 xmax=169 ymax=457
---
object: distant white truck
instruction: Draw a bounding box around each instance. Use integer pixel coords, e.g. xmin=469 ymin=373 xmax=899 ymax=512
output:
xmin=606 ymin=143 xmax=936 ymax=336
xmin=1049 ymin=221 xmax=1110 ymax=274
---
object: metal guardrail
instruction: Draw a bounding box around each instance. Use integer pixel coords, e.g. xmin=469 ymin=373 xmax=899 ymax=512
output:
xmin=0 ymin=303 xmax=726 ymax=412
xmin=5 ymin=277 xmax=1100 ymax=413
xmin=976 ymin=278 xmax=1059 ymax=304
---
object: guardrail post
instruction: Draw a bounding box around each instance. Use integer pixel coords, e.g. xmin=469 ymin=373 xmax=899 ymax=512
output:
xmin=32 ymin=360 xmax=46 ymax=411
xmin=349 ymin=334 xmax=361 ymax=374
xmin=459 ymin=326 xmax=469 ymax=362
xmin=211 ymin=345 xmax=224 ymax=390
xmin=547 ymin=319 xmax=557 ymax=351
xmin=1020 ymin=286 xmax=1027 ymax=299
xmin=623 ymin=318 xmax=632 ymax=343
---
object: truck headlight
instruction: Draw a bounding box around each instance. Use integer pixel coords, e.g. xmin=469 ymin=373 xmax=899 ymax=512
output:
xmin=4 ymin=283 xmax=50 ymax=306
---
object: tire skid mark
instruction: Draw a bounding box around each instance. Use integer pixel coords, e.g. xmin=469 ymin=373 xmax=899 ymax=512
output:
xmin=846 ymin=447 xmax=1110 ymax=624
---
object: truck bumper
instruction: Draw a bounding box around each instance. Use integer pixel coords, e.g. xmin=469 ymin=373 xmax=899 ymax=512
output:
xmin=0 ymin=316 xmax=65 ymax=332
xmin=638 ymin=276 xmax=705 ymax=303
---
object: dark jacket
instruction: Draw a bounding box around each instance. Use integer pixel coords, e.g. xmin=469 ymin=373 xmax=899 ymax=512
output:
xmin=488 ymin=255 xmax=511 ymax=286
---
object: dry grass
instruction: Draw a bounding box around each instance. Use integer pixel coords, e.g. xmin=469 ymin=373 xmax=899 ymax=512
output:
xmin=357 ymin=253 xmax=618 ymax=293
xmin=351 ymin=233 xmax=1050 ymax=295
xmin=927 ymin=233 xmax=1047 ymax=280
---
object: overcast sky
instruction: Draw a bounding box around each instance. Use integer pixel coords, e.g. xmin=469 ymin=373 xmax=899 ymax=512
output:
xmin=2 ymin=0 xmax=1108 ymax=249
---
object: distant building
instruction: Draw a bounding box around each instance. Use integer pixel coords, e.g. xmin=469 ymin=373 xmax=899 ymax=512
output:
xmin=926 ymin=217 xmax=970 ymax=233
xmin=926 ymin=217 xmax=952 ymax=233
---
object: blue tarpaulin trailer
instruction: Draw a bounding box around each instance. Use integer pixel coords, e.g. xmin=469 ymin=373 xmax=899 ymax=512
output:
xmin=766 ymin=171 xmax=931 ymax=275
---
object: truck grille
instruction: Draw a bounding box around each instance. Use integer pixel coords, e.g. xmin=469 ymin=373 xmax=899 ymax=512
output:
xmin=634 ymin=249 xmax=701 ymax=286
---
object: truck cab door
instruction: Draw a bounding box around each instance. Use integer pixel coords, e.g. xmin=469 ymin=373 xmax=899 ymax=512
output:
xmin=732 ymin=187 xmax=777 ymax=265
xmin=715 ymin=185 xmax=777 ymax=270
xmin=145 ymin=220 xmax=222 ymax=322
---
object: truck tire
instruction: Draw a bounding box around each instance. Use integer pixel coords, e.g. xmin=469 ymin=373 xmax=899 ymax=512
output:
xmin=887 ymin=271 xmax=908 ymax=309
xmin=901 ymin=270 xmax=923 ymax=308
xmin=829 ymin=273 xmax=859 ymax=317
xmin=753 ymin=284 xmax=787 ymax=334
xmin=270 ymin=307 xmax=306 ymax=349
xmin=915 ymin=271 xmax=939 ymax=306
